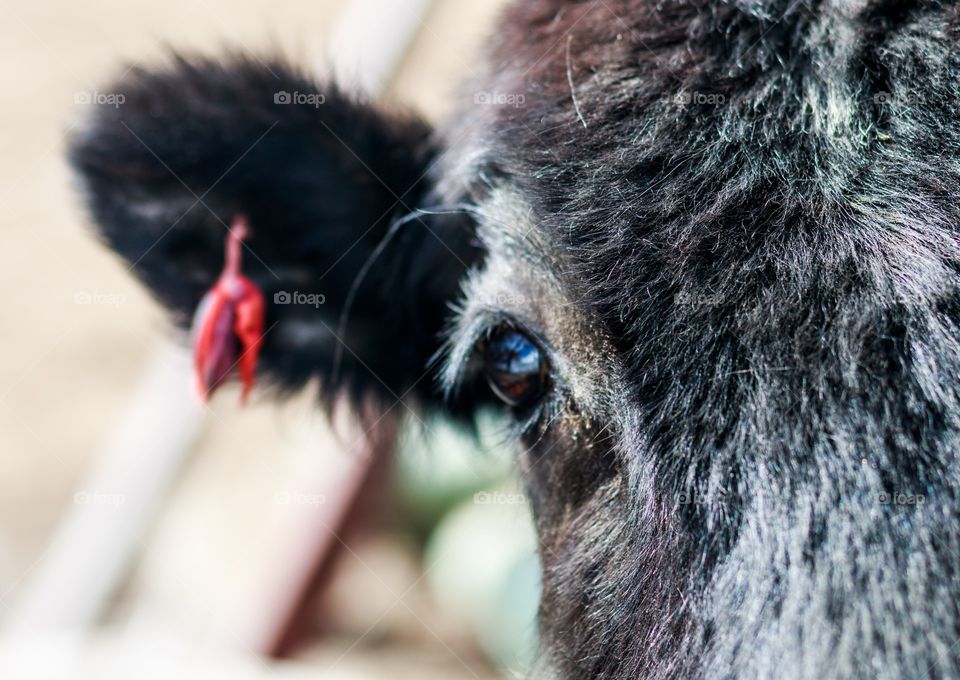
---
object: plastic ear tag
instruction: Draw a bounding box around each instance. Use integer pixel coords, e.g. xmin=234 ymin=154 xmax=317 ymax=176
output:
xmin=190 ymin=215 xmax=266 ymax=403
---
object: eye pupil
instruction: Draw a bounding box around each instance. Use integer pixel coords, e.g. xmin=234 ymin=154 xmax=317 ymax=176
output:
xmin=483 ymin=326 xmax=547 ymax=407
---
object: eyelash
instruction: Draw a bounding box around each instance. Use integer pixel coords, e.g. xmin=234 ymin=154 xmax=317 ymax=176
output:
xmin=510 ymin=395 xmax=559 ymax=439
xmin=442 ymin=315 xmax=561 ymax=438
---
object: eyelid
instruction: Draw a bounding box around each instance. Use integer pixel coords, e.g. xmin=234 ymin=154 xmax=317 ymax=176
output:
xmin=439 ymin=311 xmax=551 ymax=402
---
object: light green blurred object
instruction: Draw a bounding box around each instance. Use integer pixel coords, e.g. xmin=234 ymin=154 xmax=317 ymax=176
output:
xmin=425 ymin=487 xmax=540 ymax=674
xmin=394 ymin=413 xmax=516 ymax=531
xmin=395 ymin=412 xmax=540 ymax=671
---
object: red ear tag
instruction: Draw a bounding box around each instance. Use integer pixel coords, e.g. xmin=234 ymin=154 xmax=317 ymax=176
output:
xmin=190 ymin=215 xmax=266 ymax=404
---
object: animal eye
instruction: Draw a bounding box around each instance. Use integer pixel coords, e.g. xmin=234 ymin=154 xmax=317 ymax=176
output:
xmin=482 ymin=325 xmax=549 ymax=407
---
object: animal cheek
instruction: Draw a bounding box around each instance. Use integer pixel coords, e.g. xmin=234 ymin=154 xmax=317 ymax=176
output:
xmin=518 ymin=419 xmax=622 ymax=531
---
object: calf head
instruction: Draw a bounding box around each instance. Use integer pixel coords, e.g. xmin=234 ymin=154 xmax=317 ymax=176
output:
xmin=71 ymin=1 xmax=960 ymax=678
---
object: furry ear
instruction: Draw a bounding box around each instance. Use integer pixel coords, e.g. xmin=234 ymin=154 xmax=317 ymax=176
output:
xmin=70 ymin=55 xmax=478 ymax=410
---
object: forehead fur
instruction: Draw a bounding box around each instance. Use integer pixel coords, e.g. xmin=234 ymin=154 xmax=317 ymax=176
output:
xmin=439 ymin=0 xmax=960 ymax=414
xmin=435 ymin=0 xmax=960 ymax=568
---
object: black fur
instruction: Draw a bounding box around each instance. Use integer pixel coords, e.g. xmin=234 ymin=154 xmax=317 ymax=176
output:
xmin=438 ymin=1 xmax=960 ymax=677
xmin=70 ymin=55 xmax=477 ymax=409
xmin=71 ymin=2 xmax=960 ymax=678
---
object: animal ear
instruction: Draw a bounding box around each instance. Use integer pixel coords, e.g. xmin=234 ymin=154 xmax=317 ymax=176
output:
xmin=70 ymin=55 xmax=478 ymax=411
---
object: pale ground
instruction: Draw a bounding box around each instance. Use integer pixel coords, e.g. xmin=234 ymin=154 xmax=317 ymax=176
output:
xmin=0 ymin=1 xmax=513 ymax=677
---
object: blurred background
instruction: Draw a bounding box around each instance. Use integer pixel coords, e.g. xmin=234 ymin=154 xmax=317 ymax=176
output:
xmin=0 ymin=1 xmax=541 ymax=677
